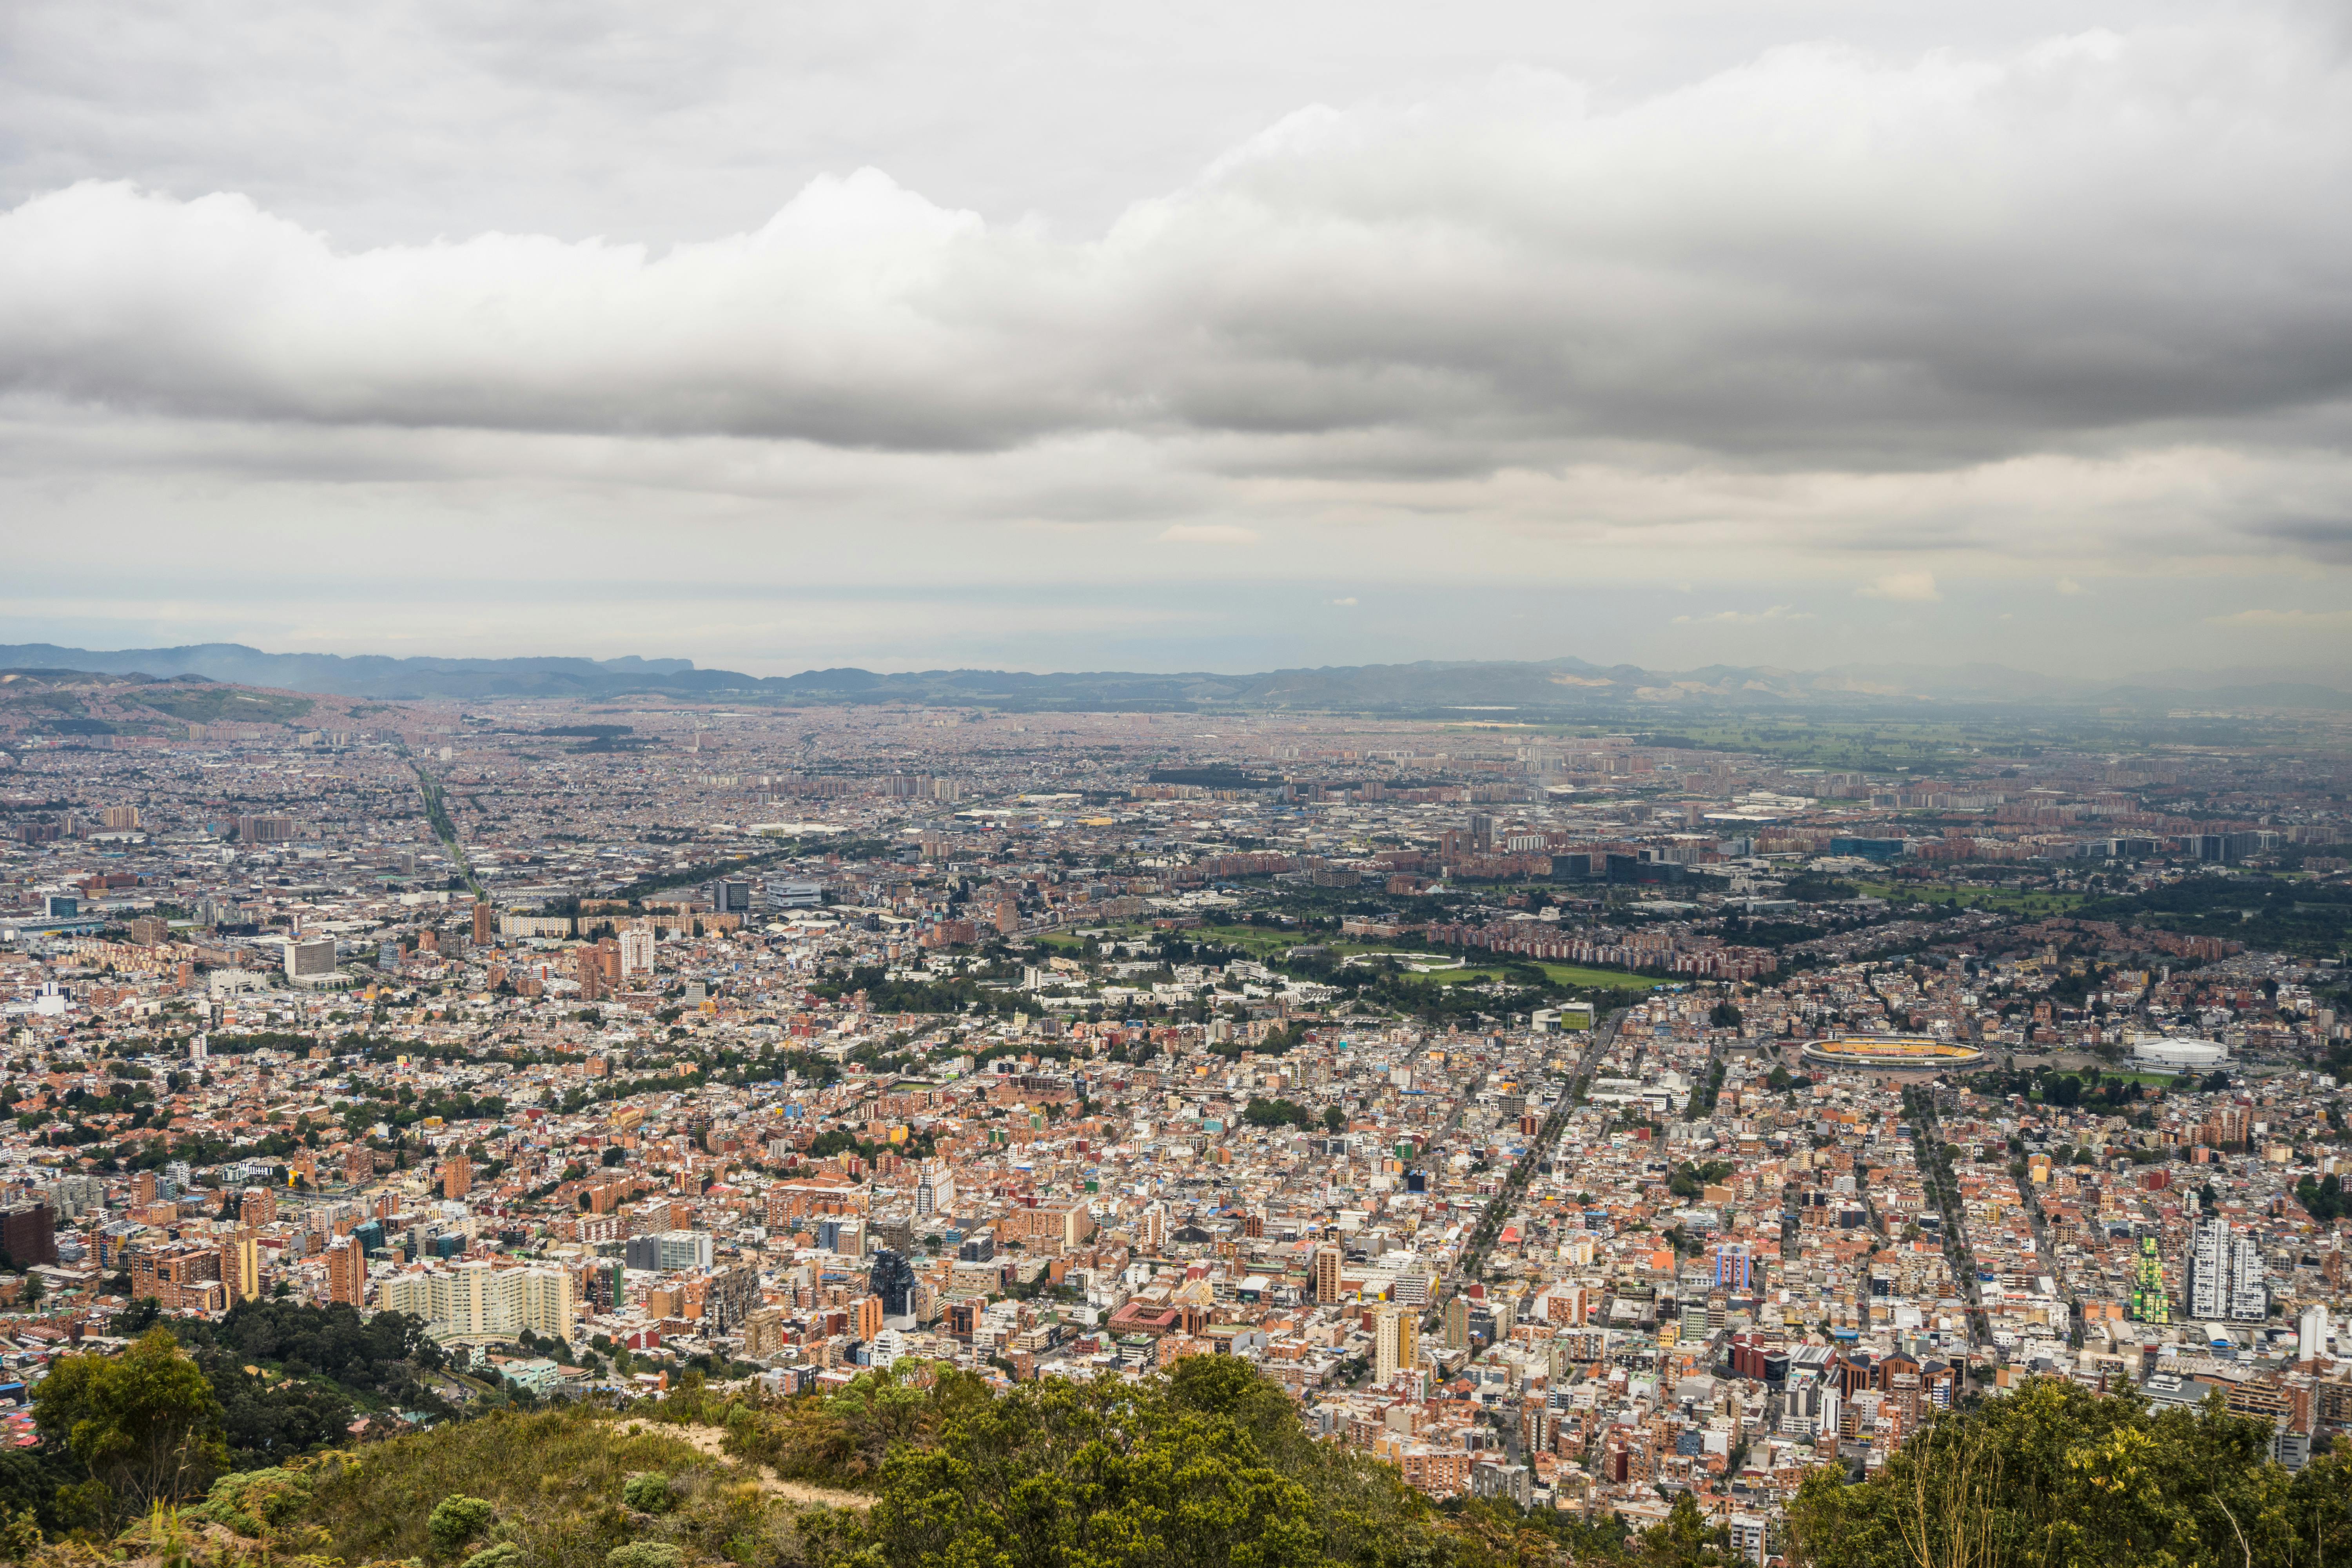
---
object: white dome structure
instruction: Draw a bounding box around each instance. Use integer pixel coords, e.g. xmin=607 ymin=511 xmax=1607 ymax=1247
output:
xmin=2132 ymin=1037 xmax=2229 ymax=1071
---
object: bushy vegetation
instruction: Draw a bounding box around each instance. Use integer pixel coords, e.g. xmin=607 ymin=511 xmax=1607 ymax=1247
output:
xmin=21 ymin=1328 xmax=2352 ymax=1568
xmin=1787 ymin=1378 xmax=2352 ymax=1568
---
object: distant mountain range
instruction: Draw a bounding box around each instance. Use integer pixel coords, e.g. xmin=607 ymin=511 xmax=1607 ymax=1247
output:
xmin=4 ymin=641 xmax=2349 ymax=714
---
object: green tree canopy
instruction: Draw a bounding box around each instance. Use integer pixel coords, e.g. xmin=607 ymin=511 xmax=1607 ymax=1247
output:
xmin=33 ymin=1328 xmax=225 ymax=1522
xmin=1789 ymin=1378 xmax=2352 ymax=1568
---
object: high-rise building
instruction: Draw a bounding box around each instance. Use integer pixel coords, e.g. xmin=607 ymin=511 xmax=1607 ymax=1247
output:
xmin=0 ymin=1202 xmax=56 ymax=1268
xmin=706 ymin=1262 xmax=760 ymax=1333
xmin=2188 ymin=1218 xmax=2269 ymax=1321
xmin=913 ymin=1158 xmax=956 ymax=1218
xmin=1375 ymin=1307 xmax=1419 ymax=1385
xmin=472 ymin=899 xmax=494 ymax=946
xmin=1443 ymin=1294 xmax=1471 ymax=1352
xmin=241 ymin=1187 xmax=276 ymax=1228
xmin=623 ymin=1230 xmax=714 ymax=1271
xmin=1315 ymin=1244 xmax=1343 ymax=1305
xmin=222 ymin=1230 xmax=263 ymax=1303
xmin=102 ymin=806 xmax=141 ymax=831
xmin=2189 ymin=1218 xmax=2228 ymax=1319
xmin=2229 ymin=1232 xmax=2269 ymax=1321
xmin=618 ymin=928 xmax=655 ymax=978
xmin=2129 ymin=1236 xmax=2172 ymax=1323
xmin=441 ymin=1155 xmax=472 ymax=1201
xmin=1714 ymin=1243 xmax=1752 ymax=1293
xmin=869 ymin=1249 xmax=917 ymax=1318
xmin=2300 ymin=1303 xmax=2331 ymax=1362
xmin=853 ymin=1294 xmax=886 ymax=1342
xmin=285 ymin=936 xmax=337 ymax=979
xmin=325 ymin=1238 xmax=365 ymax=1307
xmin=378 ymin=1260 xmax=573 ymax=1341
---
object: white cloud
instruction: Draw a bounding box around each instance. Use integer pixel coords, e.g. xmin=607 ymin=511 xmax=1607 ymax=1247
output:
xmin=2 ymin=17 xmax=2349 ymax=484
xmin=1860 ymin=570 xmax=1942 ymax=602
xmin=1330 ymin=596 xmax=1359 ymax=605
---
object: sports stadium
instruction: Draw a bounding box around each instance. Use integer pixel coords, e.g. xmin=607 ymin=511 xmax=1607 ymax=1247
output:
xmin=1800 ymin=1034 xmax=1987 ymax=1072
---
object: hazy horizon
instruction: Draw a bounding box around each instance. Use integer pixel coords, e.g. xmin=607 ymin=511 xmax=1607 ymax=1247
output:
xmin=9 ymin=635 xmax=2352 ymax=695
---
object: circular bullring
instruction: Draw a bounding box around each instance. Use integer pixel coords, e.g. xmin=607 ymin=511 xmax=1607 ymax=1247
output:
xmin=1800 ymin=1035 xmax=1987 ymax=1072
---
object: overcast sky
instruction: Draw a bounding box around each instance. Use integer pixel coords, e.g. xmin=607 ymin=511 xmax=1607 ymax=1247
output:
xmin=4 ymin=0 xmax=2350 ymax=678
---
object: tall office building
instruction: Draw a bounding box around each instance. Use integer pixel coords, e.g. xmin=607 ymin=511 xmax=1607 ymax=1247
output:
xmin=1375 ymin=1308 xmax=1419 ymax=1385
xmin=441 ymin=1155 xmax=472 ymax=1201
xmin=869 ymin=1249 xmax=917 ymax=1318
xmin=472 ymin=899 xmax=494 ymax=946
xmin=285 ymin=936 xmax=338 ymax=980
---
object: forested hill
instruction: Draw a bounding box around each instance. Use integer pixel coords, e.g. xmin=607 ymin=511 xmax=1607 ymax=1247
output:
xmin=10 ymin=1336 xmax=2352 ymax=1568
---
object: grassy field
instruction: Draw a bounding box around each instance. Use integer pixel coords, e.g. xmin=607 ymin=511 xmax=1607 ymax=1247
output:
xmin=1858 ymin=882 xmax=2087 ymax=916
xmin=1534 ymin=961 xmax=1664 ymax=991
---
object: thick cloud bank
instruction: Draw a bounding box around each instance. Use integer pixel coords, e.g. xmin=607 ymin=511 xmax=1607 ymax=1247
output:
xmin=5 ymin=22 xmax=2350 ymax=468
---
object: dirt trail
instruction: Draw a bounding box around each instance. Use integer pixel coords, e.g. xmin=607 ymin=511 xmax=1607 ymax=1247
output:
xmin=619 ymin=1421 xmax=874 ymax=1511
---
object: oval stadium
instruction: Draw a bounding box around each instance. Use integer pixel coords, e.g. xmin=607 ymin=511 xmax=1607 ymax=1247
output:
xmin=1801 ymin=1035 xmax=1987 ymax=1072
xmin=2131 ymin=1036 xmax=2228 ymax=1071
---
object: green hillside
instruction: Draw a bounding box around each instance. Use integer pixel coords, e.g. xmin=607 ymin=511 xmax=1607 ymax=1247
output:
xmin=17 ymin=1330 xmax=2352 ymax=1568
